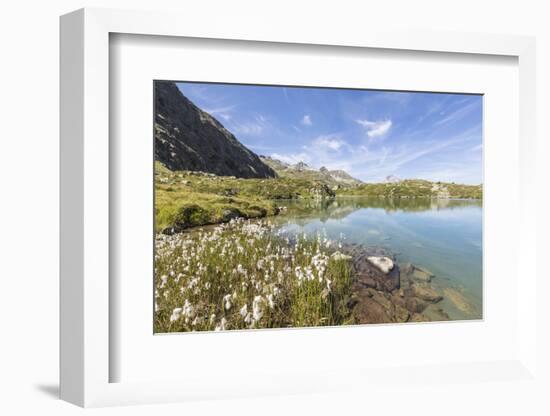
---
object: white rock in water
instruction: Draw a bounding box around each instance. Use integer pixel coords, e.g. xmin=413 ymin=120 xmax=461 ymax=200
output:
xmin=367 ymin=256 xmax=394 ymax=274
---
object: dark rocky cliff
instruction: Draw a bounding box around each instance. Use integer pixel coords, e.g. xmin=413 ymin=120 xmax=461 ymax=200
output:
xmin=154 ymin=81 xmax=276 ymax=178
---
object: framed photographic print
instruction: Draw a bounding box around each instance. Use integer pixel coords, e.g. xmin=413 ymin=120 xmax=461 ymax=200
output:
xmin=152 ymin=80 xmax=483 ymax=334
xmin=60 ymin=7 xmax=539 ymax=408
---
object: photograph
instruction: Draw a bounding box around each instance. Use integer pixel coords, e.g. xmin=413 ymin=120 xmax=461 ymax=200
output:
xmin=153 ymin=80 xmax=483 ymax=333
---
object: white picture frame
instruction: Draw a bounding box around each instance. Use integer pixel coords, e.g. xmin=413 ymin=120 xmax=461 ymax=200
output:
xmin=60 ymin=7 xmax=538 ymax=407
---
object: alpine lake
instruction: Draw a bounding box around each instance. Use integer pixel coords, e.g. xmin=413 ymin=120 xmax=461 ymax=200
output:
xmin=274 ymin=196 xmax=483 ymax=321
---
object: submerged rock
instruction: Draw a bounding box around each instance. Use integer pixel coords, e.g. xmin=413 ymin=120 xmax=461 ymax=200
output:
xmin=423 ymin=305 xmax=451 ymax=321
xmin=341 ymin=244 xmax=454 ymax=325
xmin=442 ymin=287 xmax=476 ymax=316
xmin=412 ymin=284 xmax=443 ymax=303
xmin=402 ymin=263 xmax=434 ymax=282
xmin=367 ymin=256 xmax=394 ymax=274
xmin=405 ymin=296 xmax=428 ymax=314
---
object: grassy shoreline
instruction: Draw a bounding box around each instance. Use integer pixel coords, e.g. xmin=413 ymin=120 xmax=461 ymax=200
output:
xmin=155 ymin=162 xmax=335 ymax=233
xmin=155 ymin=163 xmax=483 ymax=233
xmin=337 ymin=179 xmax=482 ymax=199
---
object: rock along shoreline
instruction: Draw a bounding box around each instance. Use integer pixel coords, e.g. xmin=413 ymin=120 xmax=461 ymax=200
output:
xmin=341 ymin=243 xmax=451 ymax=324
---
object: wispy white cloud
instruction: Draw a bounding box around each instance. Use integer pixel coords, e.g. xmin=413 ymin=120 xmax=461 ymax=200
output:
xmin=433 ymin=100 xmax=480 ymax=127
xmin=270 ymin=152 xmax=312 ymax=165
xmin=230 ymin=122 xmax=263 ymax=136
xmin=312 ymin=135 xmax=347 ymax=151
xmin=301 ymin=114 xmax=312 ymax=126
xmin=362 ymin=91 xmax=412 ymax=107
xmin=341 ymin=126 xmax=481 ymax=182
xmin=203 ymin=105 xmax=236 ymax=121
xmin=268 ymin=125 xmax=481 ymax=182
xmin=417 ymin=98 xmax=449 ymax=123
xmin=269 ymin=134 xmax=347 ymax=168
xmin=468 ymin=143 xmax=483 ymax=152
xmin=178 ymin=81 xmax=482 ymax=183
xmin=356 ymin=119 xmax=392 ymax=139
xmin=282 ymin=88 xmax=290 ymax=102
xmin=226 ymin=114 xmax=269 ymax=137
xmin=247 ymin=144 xmax=280 ymax=152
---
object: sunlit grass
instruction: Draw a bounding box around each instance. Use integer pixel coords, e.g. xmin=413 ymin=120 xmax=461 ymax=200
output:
xmin=155 ymin=161 xmax=338 ymax=232
xmin=338 ymin=179 xmax=482 ymax=199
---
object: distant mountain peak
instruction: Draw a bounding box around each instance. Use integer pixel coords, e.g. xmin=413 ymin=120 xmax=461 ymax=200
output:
xmin=385 ymin=175 xmax=402 ymax=183
xmin=291 ymin=161 xmax=313 ymax=171
xmin=260 ymin=156 xmax=362 ymax=187
xmin=329 ymin=169 xmax=363 ymax=185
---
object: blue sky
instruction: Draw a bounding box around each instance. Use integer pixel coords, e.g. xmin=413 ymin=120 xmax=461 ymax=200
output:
xmin=176 ymin=82 xmax=483 ymax=184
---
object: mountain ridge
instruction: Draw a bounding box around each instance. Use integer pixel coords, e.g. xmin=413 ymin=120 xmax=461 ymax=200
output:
xmin=154 ymin=81 xmax=276 ymax=179
xmin=260 ymin=156 xmax=363 ymax=188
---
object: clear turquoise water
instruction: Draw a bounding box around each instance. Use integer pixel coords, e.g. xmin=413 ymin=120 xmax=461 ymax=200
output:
xmin=276 ymin=197 xmax=483 ymax=320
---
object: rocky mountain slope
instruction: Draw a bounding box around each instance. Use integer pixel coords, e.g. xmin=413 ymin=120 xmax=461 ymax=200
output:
xmin=154 ymin=81 xmax=276 ymax=179
xmin=322 ymin=167 xmax=363 ymax=186
xmin=260 ymin=156 xmax=363 ymax=187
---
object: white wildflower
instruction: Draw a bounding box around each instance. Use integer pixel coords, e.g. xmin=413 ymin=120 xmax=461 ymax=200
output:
xmin=267 ymin=294 xmax=275 ymax=309
xmin=253 ymin=295 xmax=265 ymax=321
xmin=215 ymin=317 xmax=227 ymax=331
xmin=182 ymin=299 xmax=194 ymax=320
xmin=169 ymin=307 xmax=182 ymax=322
xmin=223 ymin=294 xmax=233 ymax=310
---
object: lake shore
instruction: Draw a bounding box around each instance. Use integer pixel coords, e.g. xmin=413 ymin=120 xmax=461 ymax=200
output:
xmin=155 ymin=209 xmax=481 ymax=333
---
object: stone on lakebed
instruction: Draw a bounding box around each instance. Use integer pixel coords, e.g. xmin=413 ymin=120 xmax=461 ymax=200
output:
xmin=411 ymin=266 xmax=434 ymax=282
xmin=366 ymin=256 xmax=394 ymax=274
xmin=402 ymin=263 xmax=434 ymax=282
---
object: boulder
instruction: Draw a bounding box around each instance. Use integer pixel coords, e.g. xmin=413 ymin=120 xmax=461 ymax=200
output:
xmin=221 ymin=208 xmax=242 ymax=222
xmin=350 ymin=247 xmax=400 ymax=292
xmin=352 ymin=290 xmax=392 ymax=324
xmin=367 ymin=256 xmax=394 ymax=274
